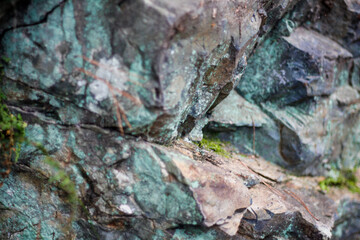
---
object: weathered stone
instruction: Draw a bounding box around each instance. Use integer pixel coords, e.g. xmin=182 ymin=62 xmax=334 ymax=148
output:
xmin=305 ymin=0 xmax=360 ymax=57
xmin=0 ymin=122 xmax=336 ymax=239
xmin=237 ymin=27 xmax=353 ymax=106
xmin=351 ymin=58 xmax=360 ymax=91
xmin=1 ymin=0 xmax=359 ymax=239
xmin=231 ymin=23 xmax=360 ymax=174
xmin=158 ymin=145 xmax=251 ymax=228
xmin=0 ymin=171 xmax=71 ymax=239
xmin=208 ymin=90 xmax=283 ymax=166
xmin=0 ymin=0 xmax=299 ymax=143
xmin=331 ymin=199 xmax=360 ymax=240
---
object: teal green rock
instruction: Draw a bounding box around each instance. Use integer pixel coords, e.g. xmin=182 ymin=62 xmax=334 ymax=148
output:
xmin=0 ymin=0 xmax=300 ymax=143
xmin=1 ymin=0 xmax=359 ymax=239
xmin=0 ymin=173 xmax=71 ymax=239
xmin=131 ymin=146 xmax=203 ymax=225
xmin=208 ymin=90 xmax=283 ymax=166
xmin=0 ymin=122 xmax=337 ymax=239
xmin=351 ymin=58 xmax=360 ymax=91
xmin=233 ymin=22 xmax=359 ymax=174
xmin=171 ymin=227 xmax=218 ymax=240
xmin=332 ymin=199 xmax=360 ymax=240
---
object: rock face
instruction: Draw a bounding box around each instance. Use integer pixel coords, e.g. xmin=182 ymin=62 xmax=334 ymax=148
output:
xmin=0 ymin=0 xmax=298 ymax=143
xmin=331 ymin=199 xmax=360 ymax=240
xmin=0 ymin=123 xmax=335 ymax=239
xmin=208 ymin=0 xmax=360 ymax=175
xmin=0 ymin=0 xmax=359 ymax=239
xmin=208 ymin=90 xmax=283 ymax=165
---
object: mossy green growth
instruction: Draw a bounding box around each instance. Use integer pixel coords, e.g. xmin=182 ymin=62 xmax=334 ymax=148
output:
xmin=1 ymin=56 xmax=10 ymax=64
xmin=319 ymin=168 xmax=360 ymax=194
xmin=0 ymin=56 xmax=79 ymax=229
xmin=27 ymin=142 xmax=81 ymax=236
xmin=0 ymin=57 xmax=27 ymax=183
xmin=0 ymin=57 xmax=27 ymax=150
xmin=44 ymin=157 xmax=78 ymax=205
xmin=0 ymin=102 xmax=27 ymax=157
xmin=196 ymin=136 xmax=231 ymax=158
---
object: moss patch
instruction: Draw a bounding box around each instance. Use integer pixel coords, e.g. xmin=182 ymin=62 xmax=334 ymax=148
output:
xmin=319 ymin=168 xmax=360 ymax=194
xmin=0 ymin=57 xmax=27 ymax=185
xmin=195 ymin=136 xmax=231 ymax=158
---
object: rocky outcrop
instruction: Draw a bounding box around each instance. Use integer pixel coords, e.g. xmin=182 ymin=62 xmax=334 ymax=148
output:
xmin=0 ymin=0 xmax=300 ymax=143
xmin=1 ymin=0 xmax=359 ymax=239
xmin=0 ymin=122 xmax=335 ymax=239
xmin=207 ymin=0 xmax=360 ymax=175
xmin=332 ymin=199 xmax=360 ymax=240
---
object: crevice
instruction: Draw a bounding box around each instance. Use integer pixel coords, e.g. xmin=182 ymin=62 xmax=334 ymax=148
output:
xmin=4 ymin=76 xmax=143 ymax=138
xmin=3 ymin=71 xmax=81 ymax=107
xmin=75 ymin=163 xmax=101 ymax=204
xmin=177 ymin=56 xmax=205 ymax=137
xmin=348 ymin=59 xmax=355 ymax=87
xmin=247 ymin=166 xmax=281 ymax=183
xmin=6 ymin=104 xmax=139 ymax=140
xmin=0 ymin=0 xmax=67 ymax=41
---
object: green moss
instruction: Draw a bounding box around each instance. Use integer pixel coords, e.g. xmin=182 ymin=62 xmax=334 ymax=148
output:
xmin=195 ymin=136 xmax=231 ymax=158
xmin=25 ymin=139 xmax=81 ymax=237
xmin=44 ymin=157 xmax=78 ymax=205
xmin=319 ymin=168 xmax=360 ymax=194
xmin=0 ymin=103 xmax=27 ymax=146
xmin=1 ymin=55 xmax=79 ymax=232
xmin=0 ymin=96 xmax=79 ymax=209
xmin=0 ymin=56 xmax=27 ymax=182
xmin=1 ymin=56 xmax=10 ymax=63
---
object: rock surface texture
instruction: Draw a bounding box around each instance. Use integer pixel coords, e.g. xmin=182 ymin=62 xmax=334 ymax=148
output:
xmin=212 ymin=0 xmax=360 ymax=175
xmin=0 ymin=0 xmax=359 ymax=239
xmin=0 ymin=0 xmax=298 ymax=143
